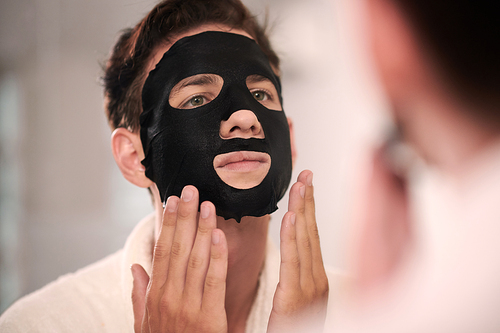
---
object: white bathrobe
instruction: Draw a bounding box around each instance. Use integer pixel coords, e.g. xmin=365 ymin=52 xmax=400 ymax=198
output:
xmin=0 ymin=213 xmax=348 ymax=332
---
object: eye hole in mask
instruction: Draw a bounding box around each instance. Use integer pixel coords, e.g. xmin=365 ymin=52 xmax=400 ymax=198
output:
xmin=245 ymin=74 xmax=283 ymax=111
xmin=169 ymin=74 xmax=224 ymax=109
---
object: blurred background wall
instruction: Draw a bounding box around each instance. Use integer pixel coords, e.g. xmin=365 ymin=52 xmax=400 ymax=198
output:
xmin=0 ymin=0 xmax=389 ymax=312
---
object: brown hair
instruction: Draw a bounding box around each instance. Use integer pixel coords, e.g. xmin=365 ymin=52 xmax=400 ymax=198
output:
xmin=103 ymin=0 xmax=279 ymax=132
xmin=393 ymin=0 xmax=500 ymax=121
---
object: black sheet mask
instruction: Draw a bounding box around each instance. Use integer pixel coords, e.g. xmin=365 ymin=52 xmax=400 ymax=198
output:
xmin=140 ymin=31 xmax=292 ymax=222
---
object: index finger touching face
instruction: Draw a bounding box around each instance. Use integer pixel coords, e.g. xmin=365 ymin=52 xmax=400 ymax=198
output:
xmin=151 ymin=195 xmax=179 ymax=284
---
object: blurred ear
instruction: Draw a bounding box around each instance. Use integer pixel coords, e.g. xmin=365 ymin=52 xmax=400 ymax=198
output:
xmin=287 ymin=117 xmax=297 ymax=167
xmin=111 ymin=128 xmax=153 ymax=188
xmin=366 ymin=0 xmax=425 ymax=103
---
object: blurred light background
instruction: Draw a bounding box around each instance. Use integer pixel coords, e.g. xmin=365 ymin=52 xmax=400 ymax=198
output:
xmin=0 ymin=0 xmax=390 ymax=312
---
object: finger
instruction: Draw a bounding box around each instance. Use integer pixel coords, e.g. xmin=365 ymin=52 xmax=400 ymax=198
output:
xmin=141 ymin=196 xmax=179 ymax=332
xmin=166 ymin=185 xmax=199 ymax=293
xmin=297 ymin=170 xmax=317 ymax=236
xmin=184 ymin=201 xmax=217 ymax=306
xmin=297 ymin=170 xmax=318 ymax=244
xmin=131 ymin=264 xmax=149 ymax=333
xmin=202 ymin=229 xmax=228 ymax=313
xmin=142 ymin=308 xmax=151 ymax=333
xmin=278 ymin=211 xmax=300 ymax=290
xmin=287 ymin=181 xmax=314 ymax=285
xmin=297 ymin=170 xmax=326 ymax=279
xmin=150 ymin=196 xmax=179 ymax=286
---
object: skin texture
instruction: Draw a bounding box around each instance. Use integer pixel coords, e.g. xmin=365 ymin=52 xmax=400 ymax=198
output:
xmin=111 ymin=24 xmax=326 ymax=333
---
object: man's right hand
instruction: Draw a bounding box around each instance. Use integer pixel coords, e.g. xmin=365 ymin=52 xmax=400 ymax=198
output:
xmin=131 ymin=186 xmax=229 ymax=333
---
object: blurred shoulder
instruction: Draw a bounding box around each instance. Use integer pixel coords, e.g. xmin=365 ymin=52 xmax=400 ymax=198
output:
xmin=0 ymin=250 xmax=132 ymax=332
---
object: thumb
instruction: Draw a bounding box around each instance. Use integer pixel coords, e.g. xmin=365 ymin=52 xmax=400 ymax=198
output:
xmin=131 ymin=263 xmax=149 ymax=333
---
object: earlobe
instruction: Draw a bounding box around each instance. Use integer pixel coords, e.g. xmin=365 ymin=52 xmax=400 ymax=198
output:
xmin=287 ymin=117 xmax=297 ymax=167
xmin=111 ymin=128 xmax=153 ymax=188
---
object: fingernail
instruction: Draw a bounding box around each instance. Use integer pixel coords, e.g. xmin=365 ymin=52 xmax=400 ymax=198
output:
xmin=307 ymin=172 xmax=313 ymax=187
xmin=290 ymin=213 xmax=296 ymax=226
xmin=166 ymin=196 xmax=178 ymax=212
xmin=181 ymin=187 xmax=194 ymax=202
xmin=299 ymin=185 xmax=305 ymax=198
xmin=212 ymin=230 xmax=220 ymax=245
xmin=201 ymin=203 xmax=210 ymax=219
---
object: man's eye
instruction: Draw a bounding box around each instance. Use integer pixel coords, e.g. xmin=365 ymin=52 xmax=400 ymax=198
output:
xmin=189 ymin=96 xmax=205 ymax=106
xmin=183 ymin=95 xmax=206 ymax=108
xmin=252 ymin=90 xmax=268 ymax=101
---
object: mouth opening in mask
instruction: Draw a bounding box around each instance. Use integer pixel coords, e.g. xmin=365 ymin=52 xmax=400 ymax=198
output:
xmin=213 ymin=151 xmax=271 ymax=189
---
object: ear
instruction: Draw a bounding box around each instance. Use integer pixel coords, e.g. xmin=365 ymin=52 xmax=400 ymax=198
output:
xmin=287 ymin=117 xmax=297 ymax=167
xmin=111 ymin=128 xmax=153 ymax=188
xmin=366 ymin=0 xmax=426 ymax=105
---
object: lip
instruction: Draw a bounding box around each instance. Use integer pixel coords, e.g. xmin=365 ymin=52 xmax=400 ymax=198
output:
xmin=213 ymin=151 xmax=271 ymax=189
xmin=214 ymin=151 xmax=270 ymax=170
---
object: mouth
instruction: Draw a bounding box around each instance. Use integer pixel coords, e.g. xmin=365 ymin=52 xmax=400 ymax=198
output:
xmin=213 ymin=151 xmax=271 ymax=189
xmin=214 ymin=151 xmax=270 ymax=171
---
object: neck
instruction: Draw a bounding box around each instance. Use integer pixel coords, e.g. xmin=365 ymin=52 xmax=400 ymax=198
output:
xmin=152 ymin=193 xmax=269 ymax=333
xmin=220 ymin=215 xmax=269 ymax=333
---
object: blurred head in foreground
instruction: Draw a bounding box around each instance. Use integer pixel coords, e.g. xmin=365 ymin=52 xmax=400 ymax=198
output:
xmin=367 ymin=0 xmax=499 ymax=171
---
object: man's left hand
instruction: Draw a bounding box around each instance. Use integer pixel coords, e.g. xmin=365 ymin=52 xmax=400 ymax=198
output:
xmin=268 ymin=170 xmax=329 ymax=333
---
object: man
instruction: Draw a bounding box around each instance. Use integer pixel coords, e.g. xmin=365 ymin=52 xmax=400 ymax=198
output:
xmin=332 ymin=0 xmax=500 ymax=331
xmin=0 ymin=0 xmax=346 ymax=332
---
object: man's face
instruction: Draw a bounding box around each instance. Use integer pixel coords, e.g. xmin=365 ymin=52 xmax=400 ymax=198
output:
xmin=140 ymin=26 xmax=293 ymax=221
xmin=168 ymin=73 xmax=282 ymax=190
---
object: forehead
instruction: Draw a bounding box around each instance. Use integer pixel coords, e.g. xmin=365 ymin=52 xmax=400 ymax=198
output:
xmin=143 ymin=30 xmax=279 ymax=98
xmin=147 ymin=24 xmax=253 ymax=75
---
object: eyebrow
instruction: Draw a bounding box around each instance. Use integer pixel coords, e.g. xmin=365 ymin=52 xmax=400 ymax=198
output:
xmin=246 ymin=74 xmax=272 ymax=84
xmin=170 ymin=74 xmax=222 ymax=99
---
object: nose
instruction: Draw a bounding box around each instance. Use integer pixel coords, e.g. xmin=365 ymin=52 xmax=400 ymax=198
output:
xmin=219 ymin=110 xmax=265 ymax=139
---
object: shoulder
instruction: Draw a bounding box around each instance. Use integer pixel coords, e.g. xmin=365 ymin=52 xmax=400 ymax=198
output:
xmin=0 ymin=250 xmax=132 ymax=332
